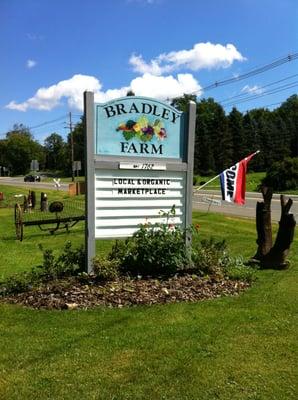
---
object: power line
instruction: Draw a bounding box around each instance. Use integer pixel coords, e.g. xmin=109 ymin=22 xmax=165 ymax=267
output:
xmin=221 ymin=81 xmax=298 ymax=108
xmin=28 ymin=115 xmax=67 ymax=130
xmin=250 ymin=101 xmax=282 ymax=109
xmin=199 ymin=52 xmax=298 ymax=93
xmin=217 ymin=73 xmax=298 ymax=104
xmin=30 ymin=122 xmax=66 ymax=132
xmin=2 ymin=53 xmax=298 ymax=137
xmin=31 ymin=125 xmax=68 ymax=136
xmin=0 ymin=112 xmax=84 ymax=137
xmin=223 ymin=101 xmax=283 ymax=112
xmin=183 ymin=52 xmax=298 ymax=99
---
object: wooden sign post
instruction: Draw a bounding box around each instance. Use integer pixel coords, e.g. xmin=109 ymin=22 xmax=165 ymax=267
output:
xmin=84 ymin=92 xmax=196 ymax=273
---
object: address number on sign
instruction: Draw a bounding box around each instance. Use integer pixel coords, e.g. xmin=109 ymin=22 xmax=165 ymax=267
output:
xmin=119 ymin=162 xmax=166 ymax=170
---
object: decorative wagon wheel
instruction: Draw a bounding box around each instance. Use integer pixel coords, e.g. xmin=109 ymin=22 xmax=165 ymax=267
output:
xmin=15 ymin=203 xmax=24 ymax=241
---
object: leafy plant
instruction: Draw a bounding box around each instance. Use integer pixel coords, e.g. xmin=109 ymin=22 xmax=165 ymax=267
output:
xmin=223 ymin=257 xmax=257 ymax=283
xmin=0 ymin=271 xmax=39 ymax=295
xmin=38 ymin=241 xmax=85 ymax=280
xmin=0 ymin=242 xmax=85 ymax=295
xmin=109 ymin=207 xmax=191 ymax=277
xmin=92 ymin=257 xmax=120 ymax=281
xmin=191 ymin=238 xmax=256 ymax=282
xmin=261 ymin=157 xmax=298 ymax=191
xmin=191 ymin=238 xmax=228 ymax=276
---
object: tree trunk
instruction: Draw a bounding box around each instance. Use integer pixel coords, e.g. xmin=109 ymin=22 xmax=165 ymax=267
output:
xmin=251 ymin=187 xmax=296 ymax=269
xmin=261 ymin=195 xmax=296 ymax=269
xmin=252 ymin=186 xmax=273 ymax=260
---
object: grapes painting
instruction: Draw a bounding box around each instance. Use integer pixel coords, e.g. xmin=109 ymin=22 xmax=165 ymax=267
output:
xmin=116 ymin=116 xmax=167 ymax=142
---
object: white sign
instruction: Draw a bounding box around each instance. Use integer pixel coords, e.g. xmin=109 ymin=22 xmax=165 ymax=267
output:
xmin=84 ymin=92 xmax=196 ymax=273
xmin=119 ymin=162 xmax=166 ymax=171
xmin=94 ymin=169 xmax=186 ymax=238
xmin=53 ymin=178 xmax=61 ymax=189
xmin=72 ymin=161 xmax=82 ymax=171
xmin=30 ymin=159 xmax=39 ymax=171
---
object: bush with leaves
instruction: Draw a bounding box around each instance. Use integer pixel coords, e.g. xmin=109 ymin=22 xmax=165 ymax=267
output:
xmin=92 ymin=257 xmax=120 ymax=281
xmin=261 ymin=157 xmax=298 ymax=191
xmin=191 ymin=237 xmax=255 ymax=281
xmin=223 ymin=256 xmax=256 ymax=283
xmin=38 ymin=242 xmax=85 ymax=280
xmin=0 ymin=242 xmax=85 ymax=295
xmin=108 ymin=207 xmax=192 ymax=277
xmin=107 ymin=214 xmax=254 ymax=281
xmin=0 ymin=223 xmax=255 ymax=297
xmin=110 ymin=223 xmax=191 ymax=278
xmin=191 ymin=238 xmax=228 ymax=276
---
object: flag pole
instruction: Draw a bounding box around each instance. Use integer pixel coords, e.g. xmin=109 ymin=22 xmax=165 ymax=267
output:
xmin=194 ymin=150 xmax=260 ymax=192
xmin=195 ymin=174 xmax=221 ymax=191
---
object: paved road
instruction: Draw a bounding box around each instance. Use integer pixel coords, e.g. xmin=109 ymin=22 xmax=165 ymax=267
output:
xmin=1 ymin=177 xmax=297 ymax=221
xmin=0 ymin=176 xmax=69 ymax=191
xmin=193 ymin=189 xmax=298 ymax=222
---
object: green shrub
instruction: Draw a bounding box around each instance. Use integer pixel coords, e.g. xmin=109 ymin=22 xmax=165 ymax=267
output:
xmin=191 ymin=238 xmax=227 ymax=276
xmin=223 ymin=256 xmax=257 ymax=283
xmin=0 ymin=271 xmax=39 ymax=295
xmin=190 ymin=238 xmax=254 ymax=281
xmin=113 ymin=223 xmax=191 ymax=277
xmin=109 ymin=207 xmax=192 ymax=277
xmin=261 ymin=157 xmax=298 ymax=191
xmin=108 ymin=221 xmax=255 ymax=281
xmin=0 ymin=242 xmax=85 ymax=295
xmin=39 ymin=241 xmax=85 ymax=280
xmin=92 ymin=257 xmax=120 ymax=281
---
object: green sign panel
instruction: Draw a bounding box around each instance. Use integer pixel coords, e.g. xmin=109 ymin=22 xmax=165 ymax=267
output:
xmin=95 ymin=96 xmax=185 ymax=159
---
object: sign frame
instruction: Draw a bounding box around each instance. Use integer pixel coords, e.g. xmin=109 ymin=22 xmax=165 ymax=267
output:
xmin=84 ymin=92 xmax=196 ymax=273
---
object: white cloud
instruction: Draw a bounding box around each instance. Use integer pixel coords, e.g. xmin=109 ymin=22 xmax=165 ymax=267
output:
xmin=129 ymin=54 xmax=165 ymax=75
xmin=241 ymin=85 xmax=264 ymax=95
xmin=6 ymin=74 xmax=101 ymax=112
xmin=27 ymin=59 xmax=37 ymax=69
xmin=6 ymin=73 xmax=201 ymax=112
xmin=130 ymin=42 xmax=245 ymax=75
xmin=130 ymin=73 xmax=201 ymax=100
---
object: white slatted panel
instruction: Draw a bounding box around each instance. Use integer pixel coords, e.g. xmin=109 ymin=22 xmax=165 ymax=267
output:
xmin=95 ymin=169 xmax=186 ymax=238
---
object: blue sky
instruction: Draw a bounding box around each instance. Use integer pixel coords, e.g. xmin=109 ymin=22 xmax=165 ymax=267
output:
xmin=1 ymin=0 xmax=297 ymax=142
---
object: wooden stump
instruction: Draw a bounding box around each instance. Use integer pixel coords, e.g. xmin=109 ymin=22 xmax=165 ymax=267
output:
xmin=253 ymin=186 xmax=273 ymax=260
xmin=40 ymin=192 xmax=48 ymax=212
xmin=251 ymin=187 xmax=296 ymax=269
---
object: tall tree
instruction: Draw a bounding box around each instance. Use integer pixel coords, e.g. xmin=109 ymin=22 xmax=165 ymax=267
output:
xmin=228 ymin=107 xmax=245 ymax=162
xmin=44 ymin=133 xmax=67 ymax=171
xmin=66 ymin=117 xmax=85 ymax=175
xmin=276 ymin=95 xmax=298 ymax=157
xmin=171 ymin=94 xmax=197 ymax=112
xmin=4 ymin=124 xmax=44 ymax=175
xmin=196 ymin=98 xmax=232 ymax=172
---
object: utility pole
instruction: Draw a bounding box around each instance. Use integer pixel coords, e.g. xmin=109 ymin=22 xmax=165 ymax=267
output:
xmin=69 ymin=112 xmax=75 ymax=182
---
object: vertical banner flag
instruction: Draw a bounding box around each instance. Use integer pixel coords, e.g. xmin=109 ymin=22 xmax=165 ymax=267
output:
xmin=220 ymin=151 xmax=259 ymax=205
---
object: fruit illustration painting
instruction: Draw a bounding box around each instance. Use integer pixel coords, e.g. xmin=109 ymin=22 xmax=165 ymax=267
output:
xmin=116 ymin=116 xmax=167 ymax=142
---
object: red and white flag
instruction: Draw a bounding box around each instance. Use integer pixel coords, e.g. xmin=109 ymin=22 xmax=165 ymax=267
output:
xmin=220 ymin=151 xmax=259 ymax=205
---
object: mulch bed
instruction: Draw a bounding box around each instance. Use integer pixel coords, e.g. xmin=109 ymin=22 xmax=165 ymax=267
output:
xmin=1 ymin=275 xmax=250 ymax=310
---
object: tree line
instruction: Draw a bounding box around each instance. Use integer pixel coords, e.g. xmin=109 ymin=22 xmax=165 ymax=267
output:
xmin=172 ymin=94 xmax=298 ymax=175
xmin=0 ymin=119 xmax=85 ymax=176
xmin=0 ymin=94 xmax=297 ymax=176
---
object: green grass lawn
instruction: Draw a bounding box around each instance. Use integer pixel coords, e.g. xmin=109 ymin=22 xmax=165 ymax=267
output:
xmin=0 ymin=184 xmax=297 ymax=399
